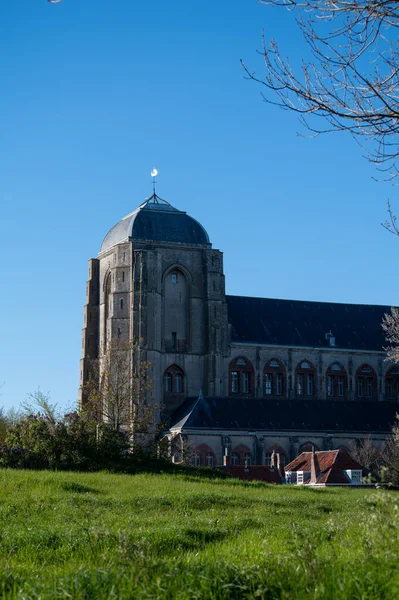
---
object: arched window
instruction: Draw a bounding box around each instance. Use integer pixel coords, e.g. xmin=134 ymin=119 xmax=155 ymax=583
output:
xmin=229 ymin=357 xmax=254 ymax=396
xmin=295 ymin=360 xmax=316 ymax=398
xmin=355 ymin=364 xmax=377 ymax=400
xmin=263 ymin=358 xmax=286 ymax=398
xmin=195 ymin=444 xmax=215 ymax=468
xmin=231 ymin=452 xmax=240 ymax=466
xmin=299 ymin=441 xmax=319 ymax=453
xmin=232 ymin=444 xmax=252 ymax=466
xmin=163 ymin=268 xmax=189 ymax=353
xmin=385 ymin=367 xmax=399 ymax=401
xmin=163 ymin=365 xmax=185 ymax=396
xmin=326 ymin=362 xmax=348 ymax=399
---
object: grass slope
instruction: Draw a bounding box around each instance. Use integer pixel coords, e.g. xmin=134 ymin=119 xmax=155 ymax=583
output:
xmin=0 ymin=470 xmax=398 ymax=599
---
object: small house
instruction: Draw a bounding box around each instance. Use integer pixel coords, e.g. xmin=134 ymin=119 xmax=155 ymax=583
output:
xmin=285 ymin=448 xmax=364 ymax=486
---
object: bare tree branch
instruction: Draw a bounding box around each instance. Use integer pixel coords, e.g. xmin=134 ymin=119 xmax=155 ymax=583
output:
xmin=244 ymin=0 xmax=399 ymax=179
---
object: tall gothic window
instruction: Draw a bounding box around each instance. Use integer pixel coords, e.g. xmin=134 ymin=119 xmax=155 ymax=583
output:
xmin=263 ymin=358 xmax=286 ymax=398
xmin=355 ymin=365 xmax=377 ymax=400
xmin=326 ymin=363 xmax=348 ymax=400
xmin=229 ymin=357 xmax=254 ymax=396
xmin=295 ymin=361 xmax=316 ymax=399
xmin=103 ymin=272 xmax=111 ymax=349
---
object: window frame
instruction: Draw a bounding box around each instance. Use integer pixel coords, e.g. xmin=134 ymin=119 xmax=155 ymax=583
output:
xmin=263 ymin=358 xmax=286 ymax=398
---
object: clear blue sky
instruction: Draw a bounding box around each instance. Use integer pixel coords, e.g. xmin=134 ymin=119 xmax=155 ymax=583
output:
xmin=0 ymin=0 xmax=397 ymax=411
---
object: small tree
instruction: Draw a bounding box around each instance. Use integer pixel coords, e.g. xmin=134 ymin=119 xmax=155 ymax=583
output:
xmin=349 ymin=437 xmax=381 ymax=479
xmin=83 ymin=339 xmax=154 ymax=446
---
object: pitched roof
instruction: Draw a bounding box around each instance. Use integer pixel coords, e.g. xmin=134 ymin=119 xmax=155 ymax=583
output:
xmin=285 ymin=449 xmax=363 ymax=473
xmin=226 ymin=295 xmax=391 ymax=351
xmin=220 ymin=465 xmax=282 ymax=483
xmin=317 ymin=467 xmax=350 ymax=485
xmin=169 ymin=397 xmax=396 ymax=434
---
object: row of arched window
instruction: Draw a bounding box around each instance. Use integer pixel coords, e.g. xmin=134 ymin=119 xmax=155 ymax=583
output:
xmin=229 ymin=357 xmax=399 ymax=401
xmin=162 ymin=359 xmax=399 ymax=401
xmin=194 ymin=442 xmax=350 ymax=468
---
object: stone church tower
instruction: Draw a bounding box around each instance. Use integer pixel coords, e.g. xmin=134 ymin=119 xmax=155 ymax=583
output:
xmin=78 ymin=192 xmax=229 ymax=419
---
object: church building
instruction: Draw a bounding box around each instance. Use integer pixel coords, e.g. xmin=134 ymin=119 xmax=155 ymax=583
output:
xmin=79 ymin=191 xmax=398 ymax=467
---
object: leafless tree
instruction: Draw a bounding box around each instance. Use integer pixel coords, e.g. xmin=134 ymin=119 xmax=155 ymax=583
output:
xmin=83 ymin=339 xmax=154 ymax=441
xmin=349 ymin=437 xmax=381 ymax=475
xmin=382 ymin=415 xmax=399 ymax=484
xmin=242 ymin=0 xmax=399 ymax=180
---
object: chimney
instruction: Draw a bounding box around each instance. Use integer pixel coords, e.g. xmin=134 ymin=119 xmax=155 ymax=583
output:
xmin=310 ymin=446 xmax=320 ymax=484
xmin=223 ymin=447 xmax=230 ymax=467
xmin=271 ymin=449 xmax=277 ymax=469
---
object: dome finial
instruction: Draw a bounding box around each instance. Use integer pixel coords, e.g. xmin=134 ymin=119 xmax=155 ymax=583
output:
xmin=150 ymin=168 xmax=158 ymax=197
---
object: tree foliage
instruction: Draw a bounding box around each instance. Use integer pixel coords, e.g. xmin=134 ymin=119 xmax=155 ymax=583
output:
xmin=243 ymin=0 xmax=399 ymax=179
xmin=0 ymin=411 xmax=130 ymax=471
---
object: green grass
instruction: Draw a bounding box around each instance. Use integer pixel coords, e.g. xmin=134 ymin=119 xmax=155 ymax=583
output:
xmin=0 ymin=470 xmax=398 ymax=599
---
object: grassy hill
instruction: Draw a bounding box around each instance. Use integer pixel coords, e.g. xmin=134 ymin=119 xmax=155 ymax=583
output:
xmin=0 ymin=469 xmax=398 ymax=599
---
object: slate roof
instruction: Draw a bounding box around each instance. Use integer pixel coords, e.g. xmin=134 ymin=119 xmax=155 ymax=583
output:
xmin=100 ymin=195 xmax=210 ymax=253
xmin=169 ymin=397 xmax=397 ymax=434
xmin=285 ymin=449 xmax=363 ymax=473
xmin=226 ymin=295 xmax=392 ymax=351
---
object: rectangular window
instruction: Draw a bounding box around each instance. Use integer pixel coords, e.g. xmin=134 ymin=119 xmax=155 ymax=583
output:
xmin=231 ymin=371 xmax=239 ymax=393
xmin=387 ymin=378 xmax=393 ymax=400
xmin=297 ymin=472 xmax=304 ymax=485
xmin=265 ymin=453 xmax=272 ymax=466
xmin=296 ymin=374 xmax=303 ymax=396
xmin=338 ymin=376 xmax=344 ymax=397
xmin=175 ymin=374 xmax=182 ymax=393
xmin=241 ymin=372 xmax=249 ymax=394
xmin=350 ymin=470 xmax=362 ymax=484
xmin=206 ymin=454 xmax=214 ymax=467
xmin=171 ymin=332 xmax=177 ymax=350
xmin=195 ymin=455 xmax=201 ymax=467
xmin=327 ymin=376 xmax=334 ymax=397
xmin=306 ymin=374 xmax=313 ymax=396
xmin=164 ymin=374 xmax=172 ymax=393
xmin=276 ymin=373 xmax=283 ymax=396
xmin=122 ymin=271 xmax=125 ymax=282
xmin=265 ymin=373 xmax=272 ymax=395
xmin=366 ymin=378 xmax=373 ymax=399
xmin=357 ymin=379 xmax=363 ymax=398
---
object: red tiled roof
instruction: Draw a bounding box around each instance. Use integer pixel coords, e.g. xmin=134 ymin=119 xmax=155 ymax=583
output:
xmin=317 ymin=466 xmax=350 ymax=484
xmin=285 ymin=449 xmax=363 ymax=473
xmin=220 ymin=465 xmax=282 ymax=483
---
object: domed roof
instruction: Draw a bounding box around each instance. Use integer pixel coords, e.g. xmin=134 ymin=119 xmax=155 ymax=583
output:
xmin=100 ymin=194 xmax=210 ymax=254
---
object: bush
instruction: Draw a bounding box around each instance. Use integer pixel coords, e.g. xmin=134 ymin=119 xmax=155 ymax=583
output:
xmin=0 ymin=412 xmax=130 ymax=471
